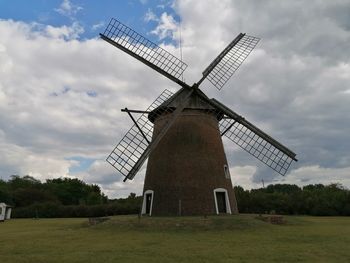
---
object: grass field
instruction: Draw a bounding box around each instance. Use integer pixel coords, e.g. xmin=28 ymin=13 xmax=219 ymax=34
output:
xmin=0 ymin=215 xmax=349 ymax=263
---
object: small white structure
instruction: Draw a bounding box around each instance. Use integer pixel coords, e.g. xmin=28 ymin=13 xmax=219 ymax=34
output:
xmin=0 ymin=203 xmax=12 ymax=221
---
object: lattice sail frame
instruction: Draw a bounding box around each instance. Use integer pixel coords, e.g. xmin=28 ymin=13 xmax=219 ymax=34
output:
xmin=201 ymin=96 xmax=296 ymax=176
xmin=101 ymin=18 xmax=187 ymax=81
xmin=106 ymin=89 xmax=174 ymax=178
xmin=204 ymin=34 xmax=260 ymax=90
xmin=195 ymin=103 xmax=295 ymax=176
xmin=219 ymin=118 xmax=294 ymax=175
xmin=194 ymin=95 xmax=296 ymax=176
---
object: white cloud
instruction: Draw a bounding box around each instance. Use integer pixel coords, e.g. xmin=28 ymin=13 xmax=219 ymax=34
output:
xmin=55 ymin=0 xmax=83 ymax=18
xmin=281 ymin=165 xmax=350 ymax=188
xmin=170 ymin=0 xmax=350 ymax=188
xmin=45 ymin=21 xmax=84 ymax=40
xmin=75 ymin=160 xmax=148 ymax=198
xmin=91 ymin=22 xmax=105 ymax=31
xmin=53 ymin=0 xmax=84 ymax=39
xmin=1 ymin=0 xmax=350 ymax=198
xmin=150 ymin=12 xmax=179 ymax=40
xmin=231 ymin=165 xmax=259 ymax=189
xmin=144 ymin=9 xmax=158 ymax=22
xmin=0 ymin=19 xmax=177 ymax=197
xmin=0 ymin=135 xmax=71 ymax=181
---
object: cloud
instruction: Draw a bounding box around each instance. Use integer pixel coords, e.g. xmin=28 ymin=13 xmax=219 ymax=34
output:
xmin=230 ymin=165 xmax=259 ymax=189
xmin=1 ymin=0 xmax=350 ymax=198
xmin=0 ymin=19 xmax=178 ymax=197
xmin=53 ymin=0 xmax=84 ymax=39
xmin=45 ymin=21 xmax=84 ymax=40
xmin=171 ymin=0 xmax=350 ymax=188
xmin=0 ymin=132 xmax=71 ymax=181
xmin=91 ymin=22 xmax=105 ymax=31
xmin=55 ymin=0 xmax=83 ymax=18
xmin=144 ymin=9 xmax=158 ymax=22
xmin=74 ymin=160 xmax=147 ymax=198
xmin=150 ymin=12 xmax=179 ymax=41
xmin=281 ymin=165 xmax=350 ymax=189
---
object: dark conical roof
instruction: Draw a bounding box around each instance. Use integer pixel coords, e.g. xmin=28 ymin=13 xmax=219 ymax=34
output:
xmin=148 ymin=87 xmax=221 ymax=122
xmin=164 ymin=87 xmax=214 ymax=109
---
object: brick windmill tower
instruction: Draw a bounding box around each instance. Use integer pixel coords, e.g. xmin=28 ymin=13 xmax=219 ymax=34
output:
xmin=100 ymin=18 xmax=297 ymax=216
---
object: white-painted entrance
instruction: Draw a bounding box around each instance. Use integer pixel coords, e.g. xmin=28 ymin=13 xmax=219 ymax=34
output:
xmin=213 ymin=188 xmax=231 ymax=214
xmin=0 ymin=203 xmax=12 ymax=221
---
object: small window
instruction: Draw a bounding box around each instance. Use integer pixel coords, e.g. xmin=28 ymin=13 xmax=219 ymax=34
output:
xmin=224 ymin=165 xmax=230 ymax=179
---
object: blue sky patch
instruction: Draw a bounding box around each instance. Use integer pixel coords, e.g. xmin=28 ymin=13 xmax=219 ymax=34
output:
xmin=67 ymin=156 xmax=95 ymax=173
xmin=86 ymin=91 xmax=97 ymax=97
xmin=0 ymin=0 xmax=179 ymax=43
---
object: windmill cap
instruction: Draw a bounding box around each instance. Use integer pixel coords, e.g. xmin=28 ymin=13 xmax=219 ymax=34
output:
xmin=148 ymin=88 xmax=223 ymax=122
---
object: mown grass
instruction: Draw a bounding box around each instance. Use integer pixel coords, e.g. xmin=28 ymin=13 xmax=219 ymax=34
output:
xmin=0 ymin=215 xmax=349 ymax=263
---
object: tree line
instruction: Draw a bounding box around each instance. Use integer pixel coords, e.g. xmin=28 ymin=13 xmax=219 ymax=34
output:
xmin=1 ymin=175 xmax=349 ymax=217
xmin=0 ymin=175 xmax=141 ymax=218
xmin=235 ymin=183 xmax=350 ymax=216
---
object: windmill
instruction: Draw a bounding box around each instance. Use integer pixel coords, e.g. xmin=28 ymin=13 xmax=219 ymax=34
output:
xmin=100 ymin=18 xmax=297 ymax=216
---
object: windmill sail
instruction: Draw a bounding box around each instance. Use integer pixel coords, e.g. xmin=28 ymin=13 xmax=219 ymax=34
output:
xmin=209 ymin=98 xmax=297 ymax=175
xmin=107 ymin=89 xmax=174 ymax=179
xmin=107 ymin=88 xmax=195 ymax=181
xmin=127 ymin=88 xmax=194 ymax=179
xmin=219 ymin=117 xmax=296 ymax=175
xmin=199 ymin=33 xmax=260 ymax=90
xmin=100 ymin=18 xmax=188 ymax=87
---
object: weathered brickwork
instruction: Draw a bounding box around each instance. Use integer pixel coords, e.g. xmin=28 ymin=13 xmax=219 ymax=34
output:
xmin=143 ymin=108 xmax=238 ymax=216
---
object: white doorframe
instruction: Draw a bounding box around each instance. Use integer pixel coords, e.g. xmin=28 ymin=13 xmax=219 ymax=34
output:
xmin=5 ymin=207 xmax=12 ymax=220
xmin=213 ymin=188 xmax=232 ymax=214
xmin=141 ymin=190 xmax=154 ymax=216
xmin=0 ymin=205 xmax=4 ymax=221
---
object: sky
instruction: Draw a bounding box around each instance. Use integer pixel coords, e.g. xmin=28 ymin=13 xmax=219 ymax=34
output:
xmin=0 ymin=0 xmax=350 ymax=198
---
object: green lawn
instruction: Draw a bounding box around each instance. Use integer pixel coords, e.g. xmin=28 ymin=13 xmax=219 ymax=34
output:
xmin=0 ymin=215 xmax=349 ymax=263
